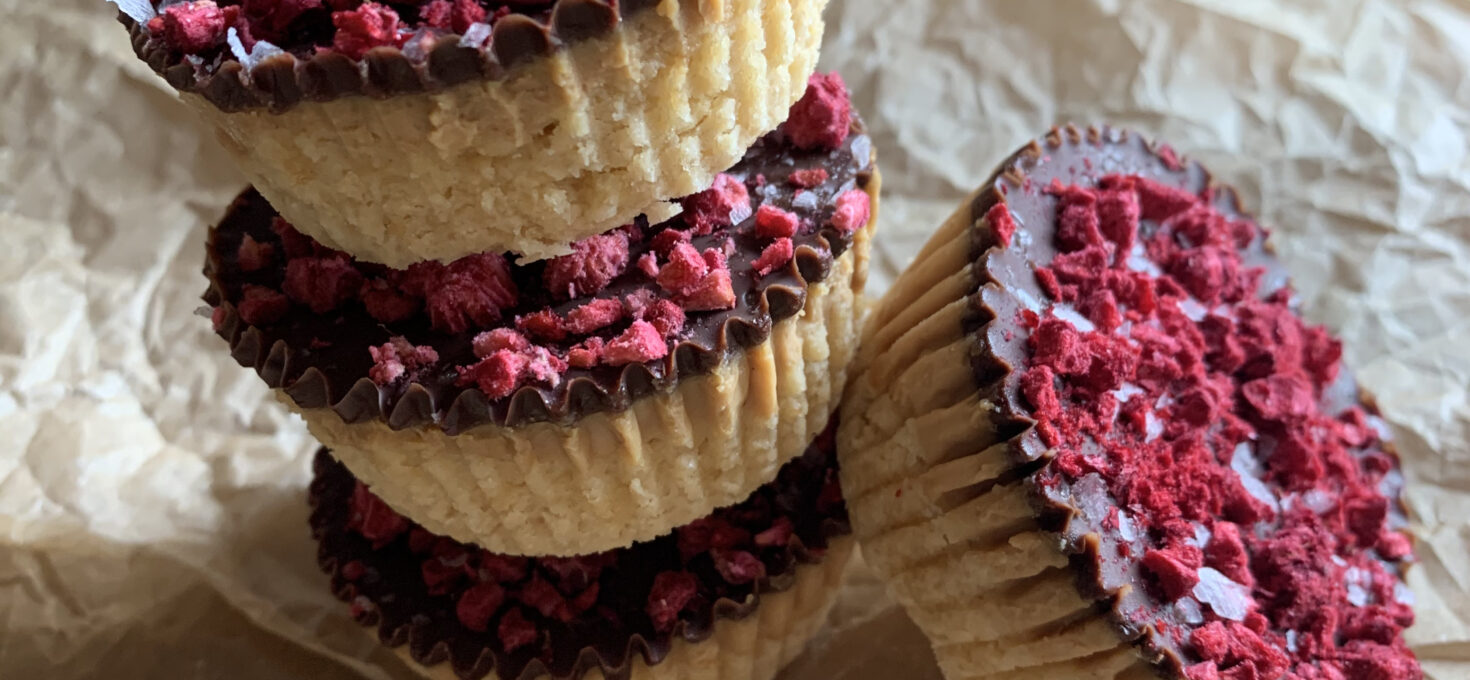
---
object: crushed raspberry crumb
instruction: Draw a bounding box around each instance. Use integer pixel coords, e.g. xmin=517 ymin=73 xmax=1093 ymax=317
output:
xmin=564 ymin=298 xmax=625 ymax=335
xmin=456 ymin=350 xmax=527 ymax=399
xmin=331 ymin=2 xmax=401 ymax=60
xmin=407 ymin=253 xmax=518 ymax=334
xmin=828 ymin=189 xmax=870 ymax=235
xmin=359 ymin=278 xmax=420 ymax=323
xmin=602 ymin=320 xmax=668 ymax=366
xmin=783 ymin=72 xmax=852 ymax=151
xmin=752 ymin=238 xmax=795 ymax=277
xmin=986 ymin=204 xmax=1017 ymax=247
xmin=236 ymin=235 xmax=275 ymax=272
xmin=649 ymin=228 xmax=691 ymax=256
xmin=644 ymin=300 xmax=685 ymax=337
xmin=473 ymin=328 xmax=530 ymax=357
xmin=675 ymin=268 xmax=736 ymax=312
xmin=755 ymin=204 xmax=801 ymax=239
xmin=787 ymin=167 xmax=830 ymax=188
xmin=368 ymin=337 xmax=439 ymax=385
xmin=158 ymin=1 xmax=234 ymax=53
xmin=498 ymin=607 xmax=538 ymax=651
xmin=270 ymin=217 xmax=315 ymax=258
xmin=566 ymin=336 xmax=605 ymax=369
xmin=236 ymin=284 xmax=290 ymax=325
xmin=347 ymin=482 xmax=407 ymax=548
xmin=283 ymin=255 xmax=364 ymax=314
xmin=656 ymin=242 xmax=709 ymax=295
xmin=456 ymin=582 xmax=504 ymax=633
xmin=516 ymin=309 xmax=567 ymax=343
xmin=681 ymin=174 xmax=751 ymax=235
xmin=646 ymin=571 xmax=698 ymax=632
xmin=543 ymin=233 xmax=631 ymax=299
xmin=712 ymin=550 xmax=766 ymax=585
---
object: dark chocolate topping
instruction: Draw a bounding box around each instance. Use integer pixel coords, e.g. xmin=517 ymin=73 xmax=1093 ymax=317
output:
xmin=119 ymin=0 xmax=662 ymax=113
xmin=962 ymin=125 xmax=1417 ymax=677
xmin=308 ymin=425 xmax=850 ymax=680
xmin=204 ymin=121 xmax=875 ymax=434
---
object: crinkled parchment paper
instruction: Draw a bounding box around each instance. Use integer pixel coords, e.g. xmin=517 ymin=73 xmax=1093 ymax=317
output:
xmin=1 ymin=0 xmax=1466 ymax=677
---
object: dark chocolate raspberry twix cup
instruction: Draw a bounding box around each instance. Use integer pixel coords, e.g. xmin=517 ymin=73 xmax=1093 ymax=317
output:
xmin=839 ymin=125 xmax=1419 ymax=680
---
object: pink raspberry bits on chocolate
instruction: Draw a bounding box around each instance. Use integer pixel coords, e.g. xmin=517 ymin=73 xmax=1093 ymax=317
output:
xmin=543 ymin=232 xmax=631 ymax=300
xmin=455 ymin=582 xmax=505 ymax=633
xmin=368 ymin=337 xmax=439 ymax=385
xmin=347 ymin=482 xmax=408 ymax=548
xmin=456 ymin=350 xmax=527 ymax=399
xmin=602 ymin=320 xmax=668 ymax=366
xmin=787 ymin=167 xmax=830 ymax=188
xmin=236 ymin=235 xmax=275 ymax=272
xmin=784 ymin=72 xmax=853 ymax=151
xmin=331 ymin=2 xmax=402 ymax=60
xmin=405 ymin=253 xmax=519 ymax=334
xmin=755 ymin=204 xmax=800 ymax=239
xmin=646 ymin=571 xmax=698 ymax=633
xmin=359 ymin=278 xmax=420 ymax=324
xmin=828 ymin=189 xmax=871 ymax=235
xmin=236 ymin=284 xmax=290 ymax=325
xmin=157 ymin=1 xmax=235 ymax=53
xmin=564 ymin=298 xmax=625 ymax=335
xmin=677 ymin=269 xmax=736 ymax=311
xmin=681 ymin=174 xmax=752 ymax=236
xmin=283 ymin=255 xmax=364 ymax=313
xmin=752 ymin=238 xmax=795 ymax=277
xmin=656 ymin=242 xmax=709 ymax=295
xmin=472 ymin=328 xmax=530 ymax=356
xmin=498 ymin=608 xmax=538 ymax=652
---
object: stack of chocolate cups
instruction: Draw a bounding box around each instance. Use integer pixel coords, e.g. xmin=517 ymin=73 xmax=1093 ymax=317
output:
xmin=120 ymin=1 xmax=876 ymax=678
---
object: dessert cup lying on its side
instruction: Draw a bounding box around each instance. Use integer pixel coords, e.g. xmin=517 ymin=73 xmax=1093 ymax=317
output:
xmin=206 ymin=77 xmax=879 ymax=555
xmin=308 ymin=420 xmax=852 ymax=680
xmin=120 ymin=0 xmax=830 ymax=265
xmin=838 ymin=125 xmax=1419 ymax=680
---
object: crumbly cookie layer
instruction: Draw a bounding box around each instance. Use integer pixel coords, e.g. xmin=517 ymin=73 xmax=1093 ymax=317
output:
xmin=306 ymin=220 xmax=870 ymax=556
xmin=186 ymin=0 xmax=828 ymax=265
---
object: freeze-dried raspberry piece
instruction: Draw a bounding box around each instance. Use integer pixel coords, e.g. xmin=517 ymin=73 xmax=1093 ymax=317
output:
xmin=564 ymin=298 xmax=625 ymax=335
xmin=498 ymin=608 xmax=537 ymax=652
xmin=516 ymin=309 xmax=567 ymax=343
xmin=649 ymin=228 xmax=692 ymax=256
xmin=476 ymin=552 xmax=528 ymax=584
xmin=828 ymin=189 xmax=870 ymax=235
xmin=455 ymin=582 xmax=504 ymax=633
xmin=754 ymin=204 xmax=800 ymax=239
xmin=602 ymin=320 xmax=667 ymax=365
xmin=543 ymin=233 xmax=631 ymax=299
xmin=645 ymin=300 xmax=685 ymax=337
xmin=787 ymin=167 xmax=829 ymax=188
xmin=472 ymin=328 xmax=530 ymax=357
xmin=567 ymin=336 xmax=605 ymax=369
xmin=752 ymin=238 xmax=794 ymax=277
xmin=331 ymin=2 xmax=401 ymax=60
xmin=712 ymin=550 xmax=765 ymax=585
xmin=656 ymin=242 xmax=709 ymax=295
xmin=702 ymin=243 xmax=730 ymax=272
xmin=677 ymin=518 xmax=751 ymax=559
xmin=359 ymin=278 xmax=419 ymax=324
xmin=540 ymin=554 xmax=615 ymax=593
xmin=270 ymin=217 xmax=316 ymax=258
xmin=622 ymin=289 xmax=657 ymax=319
xmin=636 ymin=252 xmax=659 ymax=278
xmin=413 ymin=253 xmax=518 ymax=334
xmin=283 ymin=255 xmax=364 ymax=313
xmin=236 ymin=284 xmax=290 ymax=325
xmin=986 ymin=204 xmax=1016 ymax=247
xmin=210 ymin=305 xmax=227 ymax=331
xmin=241 ymin=0 xmax=320 ymax=41
xmin=681 ymin=174 xmax=751 ymax=235
xmin=520 ymin=575 xmax=572 ymax=622
xmin=647 ymin=571 xmax=698 ymax=633
xmin=1129 ymin=176 xmax=1199 ymax=222
xmin=347 ymin=482 xmax=408 ymax=548
xmin=368 ymin=337 xmax=439 ymax=385
xmin=236 ymin=235 xmax=275 ymax=272
xmin=158 ymin=1 xmax=234 ymax=53
xmin=1143 ymin=547 xmax=1201 ymax=601
xmin=783 ymin=72 xmax=852 ymax=151
xmin=456 ymin=350 xmax=527 ymax=399
xmin=754 ymin=517 xmax=794 ymax=547
xmin=676 ymin=269 xmax=736 ymax=311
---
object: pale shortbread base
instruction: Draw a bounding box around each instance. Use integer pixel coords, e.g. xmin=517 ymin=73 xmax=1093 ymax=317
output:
xmin=292 ymin=185 xmax=877 ymax=556
xmin=382 ymin=537 xmax=854 ymax=680
xmin=837 ymin=195 xmax=1156 ymax=679
xmin=189 ymin=0 xmax=828 ymax=266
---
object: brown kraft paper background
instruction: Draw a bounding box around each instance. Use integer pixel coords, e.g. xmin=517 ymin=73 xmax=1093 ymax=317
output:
xmin=0 ymin=0 xmax=1467 ymax=677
